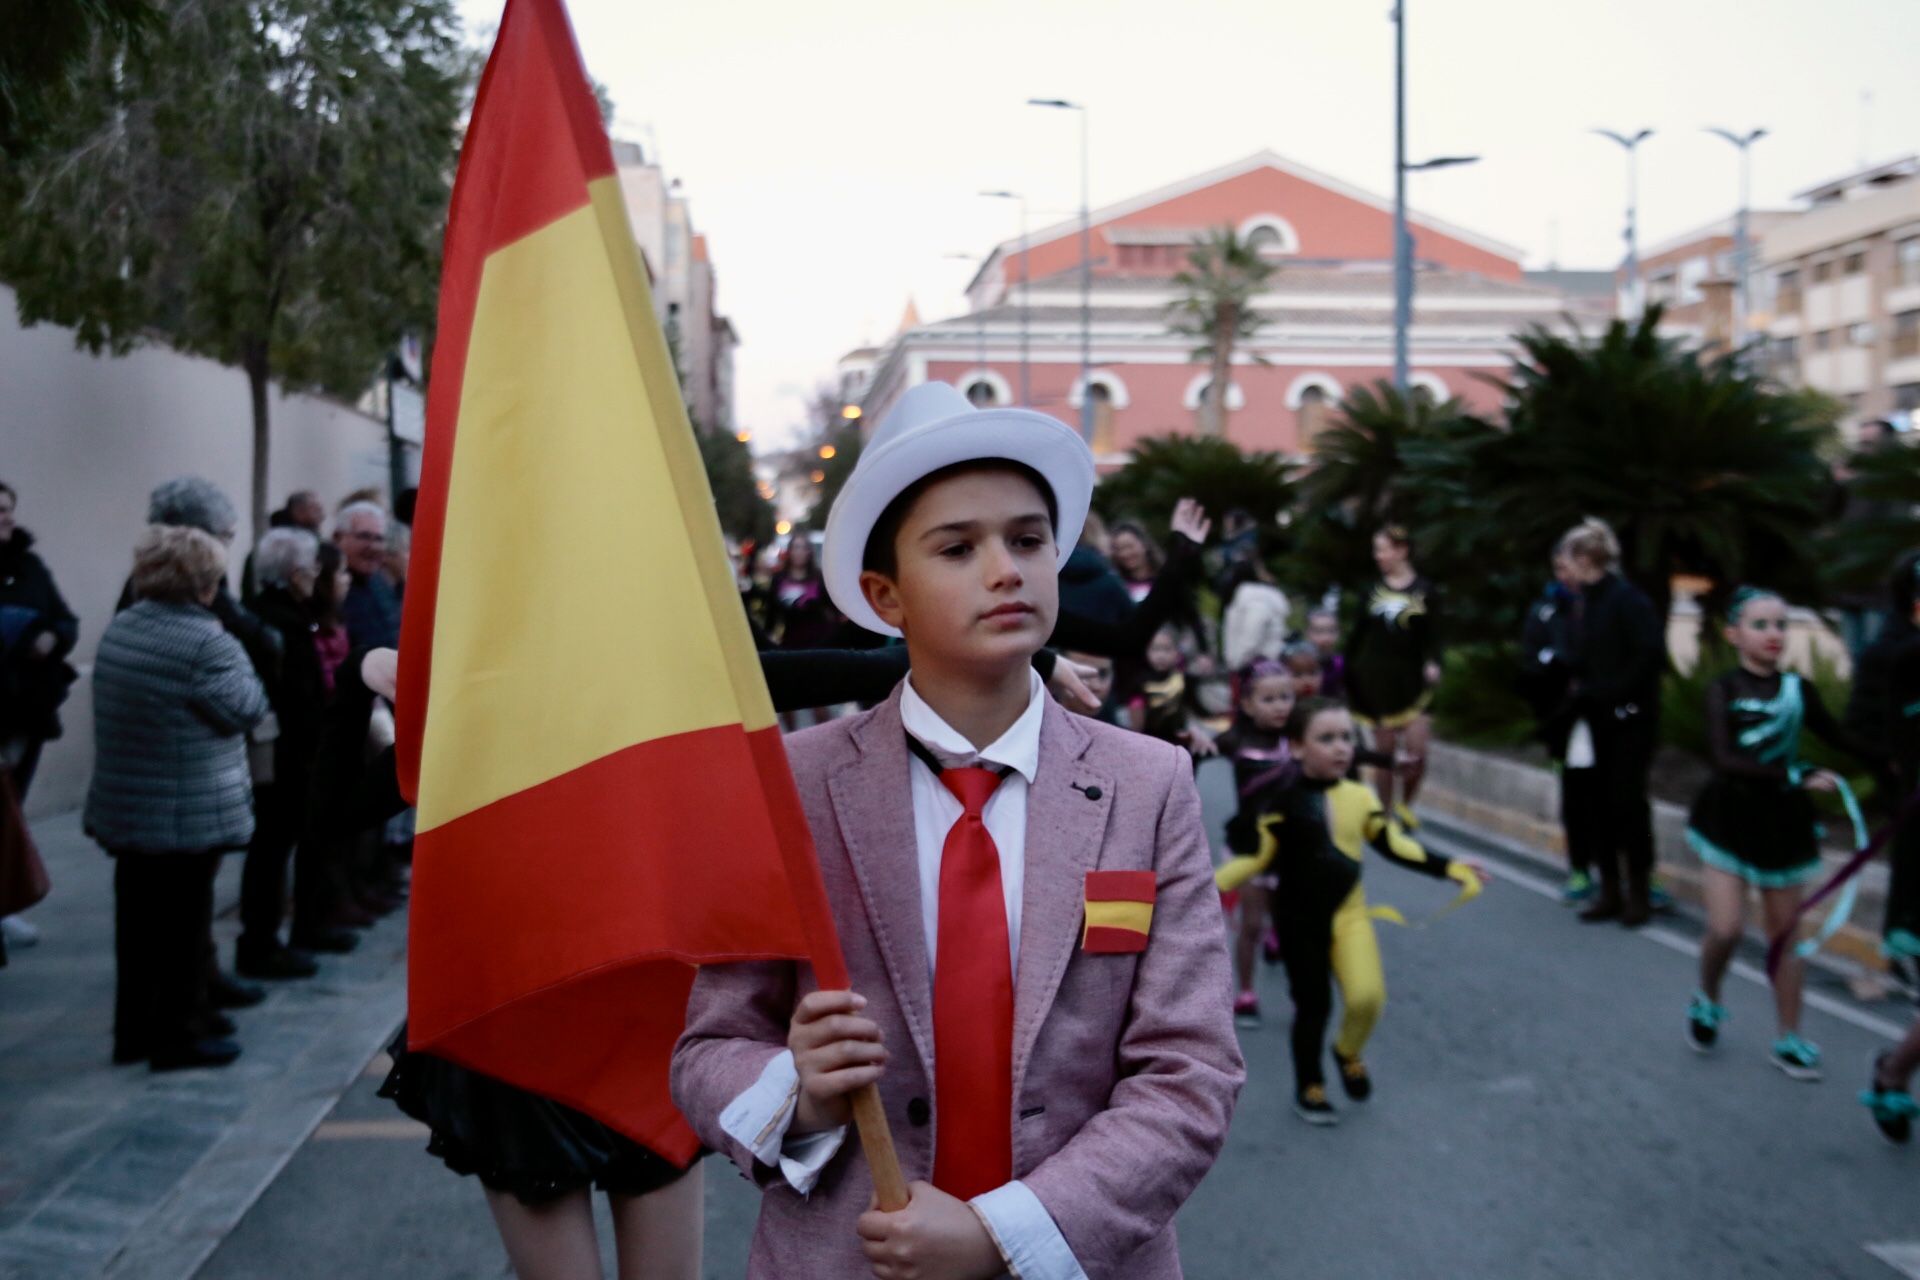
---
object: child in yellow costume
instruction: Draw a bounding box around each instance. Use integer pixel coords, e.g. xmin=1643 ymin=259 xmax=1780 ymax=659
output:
xmin=1218 ymin=697 xmax=1483 ymax=1124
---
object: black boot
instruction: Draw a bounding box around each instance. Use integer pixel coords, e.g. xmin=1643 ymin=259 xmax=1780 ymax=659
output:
xmin=1579 ymin=861 xmax=1624 ymax=922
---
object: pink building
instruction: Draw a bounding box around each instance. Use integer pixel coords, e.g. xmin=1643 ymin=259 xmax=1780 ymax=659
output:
xmin=856 ymin=151 xmax=1578 ymax=464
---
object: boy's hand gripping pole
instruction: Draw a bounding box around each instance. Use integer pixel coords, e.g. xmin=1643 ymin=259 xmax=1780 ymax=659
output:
xmin=850 ymin=1082 xmax=909 ymax=1210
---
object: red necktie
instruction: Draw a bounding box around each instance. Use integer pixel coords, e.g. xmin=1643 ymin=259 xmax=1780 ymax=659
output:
xmin=931 ymin=764 xmax=1014 ymax=1200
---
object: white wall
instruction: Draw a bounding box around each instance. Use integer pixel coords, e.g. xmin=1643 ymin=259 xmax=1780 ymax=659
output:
xmin=0 ymin=284 xmax=390 ymax=816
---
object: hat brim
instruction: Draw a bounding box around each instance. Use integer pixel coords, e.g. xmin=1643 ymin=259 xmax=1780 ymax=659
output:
xmin=823 ymin=407 xmax=1095 ymax=637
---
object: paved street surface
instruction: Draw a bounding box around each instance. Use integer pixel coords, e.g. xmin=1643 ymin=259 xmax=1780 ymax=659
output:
xmin=10 ymin=760 xmax=1920 ymax=1279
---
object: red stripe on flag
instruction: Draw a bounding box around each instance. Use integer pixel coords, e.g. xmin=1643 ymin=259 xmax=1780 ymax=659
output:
xmin=1084 ymin=870 xmax=1157 ymax=904
xmin=398 ymin=0 xmax=617 ymax=801
xmin=1082 ymin=926 xmax=1150 ymax=954
xmin=407 ymin=723 xmax=818 ymax=1157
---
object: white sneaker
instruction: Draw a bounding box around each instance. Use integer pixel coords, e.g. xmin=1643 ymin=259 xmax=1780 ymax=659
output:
xmin=1 ymin=915 xmax=40 ymax=947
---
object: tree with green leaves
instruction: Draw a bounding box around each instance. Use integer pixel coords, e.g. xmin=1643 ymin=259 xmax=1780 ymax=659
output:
xmin=1468 ymin=309 xmax=1838 ymax=628
xmin=0 ymin=0 xmax=156 ymax=156
xmin=1091 ymin=434 xmax=1294 ymax=544
xmin=1166 ymin=226 xmax=1274 ymax=439
xmin=696 ymin=427 xmax=774 ymax=551
xmin=0 ymin=0 xmax=465 ymax=540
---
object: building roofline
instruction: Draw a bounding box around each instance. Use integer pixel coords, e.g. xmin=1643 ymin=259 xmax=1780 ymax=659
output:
xmin=1793 ymin=154 xmax=1920 ymax=203
xmin=986 ymin=149 xmax=1527 ymax=269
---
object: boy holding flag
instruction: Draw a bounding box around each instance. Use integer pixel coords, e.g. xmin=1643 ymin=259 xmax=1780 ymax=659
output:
xmin=673 ymin=383 xmax=1244 ymax=1279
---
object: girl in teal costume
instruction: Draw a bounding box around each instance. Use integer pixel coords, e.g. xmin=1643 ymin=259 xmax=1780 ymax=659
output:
xmin=1685 ymin=589 xmax=1879 ymax=1080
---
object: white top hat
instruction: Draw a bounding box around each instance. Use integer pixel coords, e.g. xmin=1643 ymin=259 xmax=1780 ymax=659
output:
xmin=822 ymin=382 xmax=1095 ymax=637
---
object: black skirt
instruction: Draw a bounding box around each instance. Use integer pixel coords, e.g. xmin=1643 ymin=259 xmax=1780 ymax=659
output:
xmin=378 ymin=1025 xmax=694 ymax=1205
xmin=1686 ymin=776 xmax=1822 ymax=888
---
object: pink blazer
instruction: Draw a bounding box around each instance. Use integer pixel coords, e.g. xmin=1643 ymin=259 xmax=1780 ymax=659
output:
xmin=672 ymin=687 xmax=1244 ymax=1278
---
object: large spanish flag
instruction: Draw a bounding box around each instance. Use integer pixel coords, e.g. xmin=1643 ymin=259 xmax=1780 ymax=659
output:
xmin=396 ymin=0 xmax=847 ymax=1165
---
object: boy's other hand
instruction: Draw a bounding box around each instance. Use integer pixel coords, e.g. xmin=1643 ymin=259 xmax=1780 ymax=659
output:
xmin=857 ymin=1181 xmax=1004 ymax=1280
xmin=789 ymin=990 xmax=886 ymax=1133
xmin=1048 ymin=660 xmax=1101 ymax=715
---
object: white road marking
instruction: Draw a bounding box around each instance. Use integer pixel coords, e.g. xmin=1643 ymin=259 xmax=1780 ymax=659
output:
xmin=1479 ymin=854 xmax=1909 ymax=1043
xmin=311 ymin=1118 xmax=430 ymax=1141
xmin=1866 ymin=1243 xmax=1920 ymax=1278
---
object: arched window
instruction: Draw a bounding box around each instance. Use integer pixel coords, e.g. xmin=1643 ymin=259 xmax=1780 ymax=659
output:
xmin=1088 ymin=383 xmax=1116 ymax=454
xmin=1236 ymin=214 xmax=1301 ymax=257
xmin=1182 ymin=373 xmax=1246 ymax=411
xmin=953 ymin=369 xmax=1012 ymax=408
xmin=1298 ymin=386 xmax=1331 ymax=449
xmin=1407 ymin=372 xmax=1450 ymax=406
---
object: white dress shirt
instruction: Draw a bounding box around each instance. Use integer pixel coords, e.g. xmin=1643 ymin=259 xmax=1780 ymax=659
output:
xmin=718 ymin=668 xmax=1087 ymax=1280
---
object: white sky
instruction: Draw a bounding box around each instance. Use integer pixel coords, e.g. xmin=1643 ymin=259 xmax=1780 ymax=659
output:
xmin=460 ymin=0 xmax=1920 ymax=450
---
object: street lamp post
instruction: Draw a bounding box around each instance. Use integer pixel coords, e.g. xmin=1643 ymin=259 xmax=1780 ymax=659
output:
xmin=1390 ymin=3 xmax=1477 ymax=395
xmin=1030 ymin=98 xmax=1091 ymax=440
xmin=1706 ymin=127 xmax=1768 ymax=354
xmin=981 ymin=189 xmax=1029 ymax=406
xmin=1595 ymin=127 xmax=1655 ymax=315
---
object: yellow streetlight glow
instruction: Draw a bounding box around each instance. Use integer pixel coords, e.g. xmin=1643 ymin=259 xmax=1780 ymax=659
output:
xmin=775 ymin=520 xmax=792 ymax=536
xmin=810 ymin=469 xmax=826 ymax=483
xmin=735 ymin=430 xmax=752 ymax=443
xmin=841 ymin=405 xmax=863 ymax=420
xmin=819 ymin=445 xmax=837 ymax=459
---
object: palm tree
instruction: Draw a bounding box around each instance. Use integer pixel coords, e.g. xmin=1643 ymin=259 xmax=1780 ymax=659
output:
xmin=1166 ymin=226 xmax=1274 ymax=439
xmin=1467 ymin=308 xmax=1837 ymax=626
xmin=1291 ymin=382 xmax=1489 ymax=599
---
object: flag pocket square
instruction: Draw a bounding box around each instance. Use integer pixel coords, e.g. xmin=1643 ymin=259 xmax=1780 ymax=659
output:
xmin=1082 ymin=871 xmax=1156 ymax=953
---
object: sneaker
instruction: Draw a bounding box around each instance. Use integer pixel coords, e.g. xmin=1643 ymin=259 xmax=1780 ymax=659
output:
xmin=150 ymin=1037 xmax=242 ymax=1072
xmin=1686 ymin=993 xmax=1726 ymax=1053
xmin=1649 ymin=876 xmax=1675 ymax=912
xmin=1561 ymin=872 xmax=1595 ymax=907
xmin=1233 ymin=991 xmax=1261 ymax=1029
xmin=1261 ymin=927 xmax=1282 ymax=965
xmin=1770 ymin=1033 xmax=1823 ymax=1081
xmin=1293 ymin=1084 xmax=1339 ymax=1125
xmin=1860 ymin=1054 xmax=1916 ymax=1146
xmin=1 ymin=915 xmax=40 ymax=947
xmin=1885 ymin=928 xmax=1920 ymax=960
xmin=1332 ymin=1049 xmax=1373 ymax=1101
xmin=209 ymin=971 xmax=267 ymax=1009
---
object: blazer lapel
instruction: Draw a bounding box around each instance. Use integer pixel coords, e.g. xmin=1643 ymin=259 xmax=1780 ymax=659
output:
xmin=828 ymin=689 xmax=937 ymax=1076
xmin=1011 ymin=701 xmax=1111 ymax=1093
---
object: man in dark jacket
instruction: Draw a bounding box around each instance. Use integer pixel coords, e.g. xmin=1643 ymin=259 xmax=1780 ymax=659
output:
xmin=0 ymin=482 xmax=80 ymax=801
xmin=1518 ymin=558 xmax=1602 ymax=905
xmin=335 ymin=501 xmax=401 ymax=649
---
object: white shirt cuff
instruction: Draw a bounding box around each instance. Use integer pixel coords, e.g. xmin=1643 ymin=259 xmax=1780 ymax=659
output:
xmin=716 ymin=1049 xmax=848 ymax=1195
xmin=971 ymin=1181 xmax=1087 ymax=1280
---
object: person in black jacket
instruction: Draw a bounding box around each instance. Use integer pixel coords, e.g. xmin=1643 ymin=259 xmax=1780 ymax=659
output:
xmin=235 ymin=529 xmax=337 ymax=979
xmin=1517 ymin=551 xmax=1602 ymax=906
xmin=1557 ymin=518 xmax=1667 ymax=927
xmin=0 ymin=481 xmax=80 ymax=803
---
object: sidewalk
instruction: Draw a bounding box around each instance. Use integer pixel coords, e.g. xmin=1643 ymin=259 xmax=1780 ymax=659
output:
xmin=0 ymin=812 xmax=408 ymax=1280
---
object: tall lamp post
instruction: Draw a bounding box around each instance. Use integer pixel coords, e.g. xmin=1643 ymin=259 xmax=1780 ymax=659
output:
xmin=1390 ymin=3 xmax=1476 ymax=394
xmin=981 ymin=189 xmax=1029 ymax=407
xmin=1595 ymin=128 xmax=1655 ymax=315
xmin=1029 ymin=98 xmax=1091 ymax=440
xmin=1706 ymin=127 xmax=1768 ymax=354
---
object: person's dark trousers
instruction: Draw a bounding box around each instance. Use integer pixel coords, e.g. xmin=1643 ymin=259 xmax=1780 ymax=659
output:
xmin=1587 ymin=711 xmax=1658 ymax=920
xmin=1560 ymin=764 xmax=1606 ymax=879
xmin=1886 ymin=792 xmax=1920 ymax=949
xmin=113 ymin=851 xmax=221 ymax=1057
xmin=238 ymin=783 xmax=302 ymax=956
xmin=1278 ymin=914 xmax=1336 ymax=1091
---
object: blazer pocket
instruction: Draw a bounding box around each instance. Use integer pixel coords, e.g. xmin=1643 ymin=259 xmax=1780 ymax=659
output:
xmin=1082 ymin=870 xmax=1155 ymax=953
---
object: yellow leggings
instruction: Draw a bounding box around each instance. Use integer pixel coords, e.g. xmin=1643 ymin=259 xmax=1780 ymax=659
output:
xmin=1282 ymin=886 xmax=1386 ymax=1087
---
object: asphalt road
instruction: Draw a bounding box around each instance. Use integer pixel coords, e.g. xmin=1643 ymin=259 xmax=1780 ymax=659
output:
xmin=197 ymin=763 xmax=1920 ymax=1279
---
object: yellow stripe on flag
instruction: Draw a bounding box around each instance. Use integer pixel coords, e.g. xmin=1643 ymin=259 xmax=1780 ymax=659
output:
xmin=1084 ymin=900 xmax=1154 ymax=934
xmin=419 ymin=179 xmax=770 ymax=830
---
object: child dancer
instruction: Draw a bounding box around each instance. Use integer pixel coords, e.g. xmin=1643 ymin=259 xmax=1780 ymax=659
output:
xmin=1281 ymin=639 xmax=1324 ymax=699
xmin=1217 ymin=698 xmax=1483 ymax=1124
xmin=1862 ymin=1016 xmax=1920 ymax=1145
xmin=1130 ymin=623 xmax=1217 ymax=755
xmin=1215 ymin=660 xmax=1298 ymax=1025
xmin=1305 ymin=607 xmax=1346 ymax=701
xmin=1684 ymin=588 xmax=1879 ymax=1080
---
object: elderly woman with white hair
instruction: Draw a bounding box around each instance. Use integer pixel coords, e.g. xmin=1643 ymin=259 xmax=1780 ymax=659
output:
xmin=234 ymin=527 xmax=346 ymax=980
xmin=88 ymin=525 xmax=269 ymax=1071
